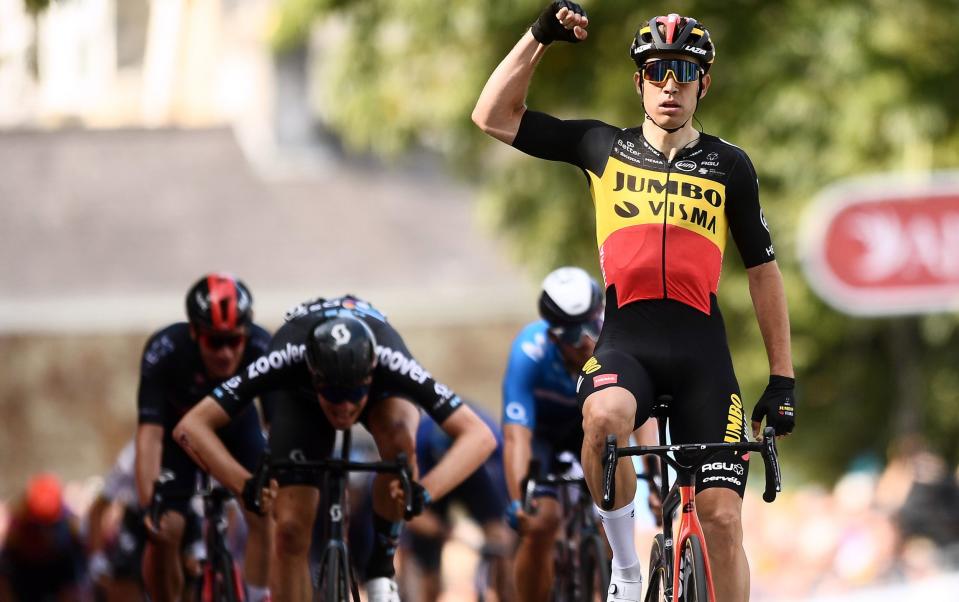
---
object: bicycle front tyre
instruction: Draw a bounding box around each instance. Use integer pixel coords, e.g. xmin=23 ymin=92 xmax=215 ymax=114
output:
xmin=645 ymin=534 xmax=667 ymax=602
xmin=578 ymin=534 xmax=610 ymax=601
xmin=317 ymin=546 xmax=352 ymax=602
xmin=677 ymin=535 xmax=709 ymax=602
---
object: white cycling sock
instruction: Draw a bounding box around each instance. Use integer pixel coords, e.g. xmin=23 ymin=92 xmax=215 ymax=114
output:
xmin=247 ymin=584 xmax=270 ymax=602
xmin=596 ymin=501 xmax=640 ymax=574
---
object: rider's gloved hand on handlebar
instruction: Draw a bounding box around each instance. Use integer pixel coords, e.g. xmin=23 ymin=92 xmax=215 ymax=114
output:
xmin=241 ymin=476 xmax=277 ymax=516
xmin=530 ymin=1 xmax=588 ymax=45
xmin=506 ymin=499 xmax=522 ymax=531
xmin=409 ymin=482 xmax=432 ymax=517
xmin=751 ymin=375 xmax=796 ymax=438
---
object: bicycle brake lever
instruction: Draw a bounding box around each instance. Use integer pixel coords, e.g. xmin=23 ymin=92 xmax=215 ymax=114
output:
xmin=395 ymin=453 xmax=416 ymax=520
xmin=601 ymin=435 xmax=618 ymax=511
xmin=522 ymin=459 xmax=541 ymax=515
xmin=761 ymin=427 xmax=782 ymax=503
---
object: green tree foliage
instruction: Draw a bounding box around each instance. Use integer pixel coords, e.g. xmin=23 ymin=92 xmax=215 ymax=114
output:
xmin=273 ymin=0 xmax=959 ymax=482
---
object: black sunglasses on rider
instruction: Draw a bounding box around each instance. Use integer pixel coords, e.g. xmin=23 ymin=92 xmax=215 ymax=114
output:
xmin=316 ymin=383 xmax=371 ymax=405
xmin=198 ymin=331 xmax=246 ymax=350
xmin=547 ymin=318 xmax=602 ymax=346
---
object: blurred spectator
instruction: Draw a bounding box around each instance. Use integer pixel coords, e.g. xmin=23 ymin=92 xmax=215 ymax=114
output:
xmin=0 ymin=473 xmax=90 ymax=602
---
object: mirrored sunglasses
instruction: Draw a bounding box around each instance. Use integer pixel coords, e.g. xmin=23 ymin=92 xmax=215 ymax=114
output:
xmin=548 ymin=318 xmax=602 ymax=346
xmin=642 ymin=59 xmax=702 ymax=84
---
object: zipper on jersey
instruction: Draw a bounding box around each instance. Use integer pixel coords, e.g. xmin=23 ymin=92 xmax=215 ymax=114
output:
xmin=661 ymin=163 xmax=671 ymax=299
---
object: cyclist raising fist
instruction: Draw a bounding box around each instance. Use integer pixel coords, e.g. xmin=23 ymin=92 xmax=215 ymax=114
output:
xmin=474 ymin=4 xmax=796 ymax=601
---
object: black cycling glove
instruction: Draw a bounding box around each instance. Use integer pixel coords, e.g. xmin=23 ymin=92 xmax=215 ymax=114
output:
xmin=409 ymin=482 xmax=432 ymax=518
xmin=530 ymin=1 xmax=587 ymax=45
xmin=241 ymin=476 xmax=266 ymax=516
xmin=751 ymin=375 xmax=796 ymax=436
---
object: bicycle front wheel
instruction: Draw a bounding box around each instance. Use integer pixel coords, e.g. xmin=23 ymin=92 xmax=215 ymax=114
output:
xmin=677 ymin=535 xmax=709 ymax=602
xmin=578 ymin=534 xmax=610 ymax=601
xmin=317 ymin=546 xmax=352 ymax=602
xmin=645 ymin=534 xmax=668 ymax=602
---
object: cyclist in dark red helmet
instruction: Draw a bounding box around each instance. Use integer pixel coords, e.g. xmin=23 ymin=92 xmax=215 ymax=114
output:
xmin=135 ymin=273 xmax=276 ymax=602
xmin=474 ymin=4 xmax=796 ymax=601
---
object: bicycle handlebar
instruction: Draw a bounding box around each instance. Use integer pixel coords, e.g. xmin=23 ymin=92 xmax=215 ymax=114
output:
xmin=601 ymin=426 xmax=782 ymax=510
xmin=258 ymin=450 xmax=420 ymax=520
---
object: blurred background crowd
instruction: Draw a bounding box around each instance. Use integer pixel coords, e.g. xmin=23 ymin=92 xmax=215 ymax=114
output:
xmin=2 ymin=0 xmax=959 ymax=599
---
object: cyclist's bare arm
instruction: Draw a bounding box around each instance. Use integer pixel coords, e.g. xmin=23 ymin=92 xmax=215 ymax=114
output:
xmin=86 ymin=494 xmax=112 ymax=553
xmin=135 ymin=424 xmax=163 ymax=508
xmin=746 ymin=260 xmax=794 ymax=378
xmin=422 ymin=405 xmax=497 ymax=500
xmin=473 ymin=4 xmax=589 ymax=143
xmin=173 ymin=396 xmax=250 ymax=496
xmin=472 ymin=32 xmax=545 ymax=144
xmin=503 ymin=424 xmax=534 ymax=501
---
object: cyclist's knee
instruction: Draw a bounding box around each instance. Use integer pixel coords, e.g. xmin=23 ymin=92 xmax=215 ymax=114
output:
xmin=697 ymin=490 xmax=743 ymax=545
xmin=152 ymin=510 xmax=187 ymax=548
xmin=582 ymin=389 xmax=636 ymax=439
xmin=523 ymin=498 xmax=562 ymax=541
xmin=243 ymin=509 xmax=270 ymax=535
xmin=274 ymin=514 xmax=312 ymax=557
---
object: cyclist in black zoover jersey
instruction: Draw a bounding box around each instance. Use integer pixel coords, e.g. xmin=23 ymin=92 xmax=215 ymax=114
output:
xmin=473 ymin=4 xmax=797 ymax=601
xmin=174 ymin=295 xmax=498 ymax=602
xmin=135 ymin=273 xmax=275 ymax=602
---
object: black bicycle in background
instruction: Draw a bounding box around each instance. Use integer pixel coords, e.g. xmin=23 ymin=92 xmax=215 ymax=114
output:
xmin=251 ymin=429 xmax=418 ymax=602
xmin=601 ymin=396 xmax=782 ymax=602
xmin=150 ymin=474 xmax=247 ymax=602
xmin=522 ymin=455 xmax=610 ymax=602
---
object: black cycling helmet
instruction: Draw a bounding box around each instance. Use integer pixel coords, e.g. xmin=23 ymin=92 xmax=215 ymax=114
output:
xmin=185 ymin=273 xmax=253 ymax=331
xmin=630 ymin=13 xmax=715 ymax=72
xmin=305 ymin=315 xmax=378 ymax=388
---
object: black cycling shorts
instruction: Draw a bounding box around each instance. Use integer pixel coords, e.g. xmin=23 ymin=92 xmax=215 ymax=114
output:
xmin=576 ymin=286 xmax=750 ymax=497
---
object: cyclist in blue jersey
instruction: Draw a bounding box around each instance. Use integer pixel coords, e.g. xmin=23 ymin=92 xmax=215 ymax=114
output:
xmin=400 ymin=407 xmax=514 ymax=602
xmin=502 ymin=267 xmax=656 ymax=602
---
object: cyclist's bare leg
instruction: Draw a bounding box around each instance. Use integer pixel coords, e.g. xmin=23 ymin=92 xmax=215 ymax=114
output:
xmin=696 ymin=488 xmax=748 ymax=602
xmin=582 ymin=387 xmax=639 ymax=510
xmin=142 ymin=510 xmax=186 ymax=602
xmin=242 ymin=508 xmax=274 ymax=596
xmin=367 ymin=396 xmax=421 ymax=520
xmin=514 ymin=496 xmax=561 ymax=602
xmin=482 ymin=520 xmax=516 ymax=602
xmin=272 ymin=485 xmax=319 ymax=602
xmin=367 ymin=395 xmax=420 ymax=587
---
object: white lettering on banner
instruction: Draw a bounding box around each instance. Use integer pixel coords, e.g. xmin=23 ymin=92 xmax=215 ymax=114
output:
xmin=376 ymin=345 xmax=431 ymax=383
xmin=850 ymin=211 xmax=959 ymax=280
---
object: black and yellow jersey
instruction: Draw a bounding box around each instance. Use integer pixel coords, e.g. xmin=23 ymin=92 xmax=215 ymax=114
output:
xmin=513 ymin=111 xmax=775 ymax=315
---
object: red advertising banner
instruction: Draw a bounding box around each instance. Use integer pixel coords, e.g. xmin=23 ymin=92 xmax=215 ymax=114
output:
xmin=799 ymin=173 xmax=959 ymax=315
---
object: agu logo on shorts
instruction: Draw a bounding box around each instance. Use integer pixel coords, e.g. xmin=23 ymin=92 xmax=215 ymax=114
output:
xmin=724 ymin=393 xmax=745 ymax=443
xmin=582 ymin=357 xmax=602 ymax=375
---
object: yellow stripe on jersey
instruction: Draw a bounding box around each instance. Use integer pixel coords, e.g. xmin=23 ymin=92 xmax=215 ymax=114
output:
xmin=586 ymin=156 xmax=728 ymax=252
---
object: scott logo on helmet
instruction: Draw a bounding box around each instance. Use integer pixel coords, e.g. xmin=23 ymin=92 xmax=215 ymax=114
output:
xmin=331 ymin=323 xmax=351 ymax=346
